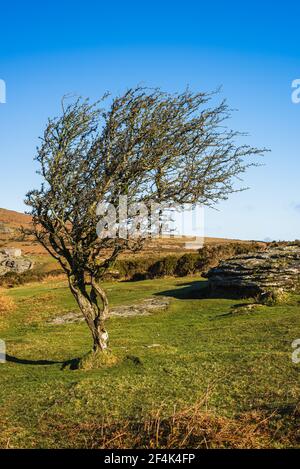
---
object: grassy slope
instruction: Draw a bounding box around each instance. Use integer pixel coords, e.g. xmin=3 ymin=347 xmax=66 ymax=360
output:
xmin=0 ymin=277 xmax=299 ymax=448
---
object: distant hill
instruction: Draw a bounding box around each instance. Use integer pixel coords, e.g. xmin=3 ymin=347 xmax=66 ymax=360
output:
xmin=0 ymin=207 xmax=252 ymax=257
xmin=0 ymin=207 xmax=31 ymax=228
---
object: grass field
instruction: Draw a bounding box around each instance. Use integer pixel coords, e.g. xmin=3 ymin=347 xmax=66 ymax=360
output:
xmin=0 ymin=276 xmax=299 ymax=448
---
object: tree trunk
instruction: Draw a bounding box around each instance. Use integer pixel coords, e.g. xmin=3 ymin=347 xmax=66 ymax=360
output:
xmin=68 ymin=275 xmax=109 ymax=353
xmin=92 ymin=322 xmax=109 ymax=352
xmin=91 ymin=278 xmax=109 ymax=352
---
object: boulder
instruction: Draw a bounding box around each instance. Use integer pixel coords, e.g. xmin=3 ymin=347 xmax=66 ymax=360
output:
xmin=0 ymin=249 xmax=33 ymax=276
xmin=2 ymin=248 xmax=22 ymax=257
xmin=206 ymin=243 xmax=300 ymax=297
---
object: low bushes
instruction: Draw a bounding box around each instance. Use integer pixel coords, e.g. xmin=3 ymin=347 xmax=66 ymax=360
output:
xmin=175 ymin=253 xmax=200 ymax=276
xmin=115 ymin=257 xmax=157 ymax=281
xmin=0 ymin=269 xmax=63 ymax=288
xmin=0 ymin=241 xmax=266 ymax=286
xmin=147 ymin=255 xmax=179 ymax=278
xmin=147 ymin=242 xmax=265 ymax=280
xmin=195 ymin=241 xmax=265 ymax=273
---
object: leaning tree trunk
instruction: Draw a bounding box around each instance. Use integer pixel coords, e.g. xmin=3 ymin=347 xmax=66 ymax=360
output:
xmin=90 ymin=278 xmax=109 ymax=351
xmin=68 ymin=275 xmax=109 ymax=352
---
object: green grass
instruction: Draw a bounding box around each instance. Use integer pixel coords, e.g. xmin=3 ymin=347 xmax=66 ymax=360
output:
xmin=0 ymin=277 xmax=299 ymax=448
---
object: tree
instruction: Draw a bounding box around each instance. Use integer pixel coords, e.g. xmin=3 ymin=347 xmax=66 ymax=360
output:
xmin=25 ymin=86 xmax=266 ymax=355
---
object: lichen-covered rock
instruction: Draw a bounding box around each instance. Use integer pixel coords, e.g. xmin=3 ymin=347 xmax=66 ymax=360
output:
xmin=48 ymin=297 xmax=170 ymax=324
xmin=206 ymin=244 xmax=300 ymax=296
xmin=0 ymin=249 xmax=33 ymax=275
xmin=2 ymin=248 xmax=22 ymax=257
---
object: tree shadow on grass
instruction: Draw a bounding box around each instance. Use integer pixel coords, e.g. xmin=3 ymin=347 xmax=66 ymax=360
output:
xmin=5 ymin=354 xmax=64 ymax=366
xmin=6 ymin=354 xmax=89 ymax=370
xmin=155 ymin=280 xmax=255 ymax=309
xmin=259 ymin=403 xmax=299 ymax=415
xmin=155 ymin=280 xmax=208 ymax=300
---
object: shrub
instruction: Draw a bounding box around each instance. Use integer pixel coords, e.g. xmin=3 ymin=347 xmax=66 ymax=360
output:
xmin=148 ymin=255 xmax=179 ymax=278
xmin=115 ymin=257 xmax=157 ymax=280
xmin=198 ymin=242 xmax=266 ymax=274
xmin=107 ymin=242 xmax=266 ymax=281
xmin=175 ymin=253 xmax=200 ymax=277
xmin=0 ymin=269 xmax=63 ymax=288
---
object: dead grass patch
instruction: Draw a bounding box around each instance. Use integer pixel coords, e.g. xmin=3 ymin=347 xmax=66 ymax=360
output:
xmin=0 ymin=292 xmax=15 ymax=316
xmin=39 ymin=401 xmax=299 ymax=449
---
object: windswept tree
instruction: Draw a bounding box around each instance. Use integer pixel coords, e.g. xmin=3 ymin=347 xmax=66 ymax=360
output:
xmin=25 ymin=87 xmax=266 ymax=356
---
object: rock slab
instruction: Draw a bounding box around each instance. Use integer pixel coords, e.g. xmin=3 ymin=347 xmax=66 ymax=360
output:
xmin=48 ymin=297 xmax=170 ymax=325
xmin=206 ymin=244 xmax=300 ymax=296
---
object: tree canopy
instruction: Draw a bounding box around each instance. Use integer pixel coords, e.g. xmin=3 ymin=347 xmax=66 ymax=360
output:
xmin=26 ymin=86 xmax=266 ymax=353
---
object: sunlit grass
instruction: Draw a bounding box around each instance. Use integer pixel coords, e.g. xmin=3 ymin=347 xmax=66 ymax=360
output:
xmin=0 ymin=276 xmax=299 ymax=448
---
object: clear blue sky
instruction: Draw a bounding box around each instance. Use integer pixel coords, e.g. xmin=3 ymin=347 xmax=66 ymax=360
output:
xmin=0 ymin=0 xmax=299 ymax=240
